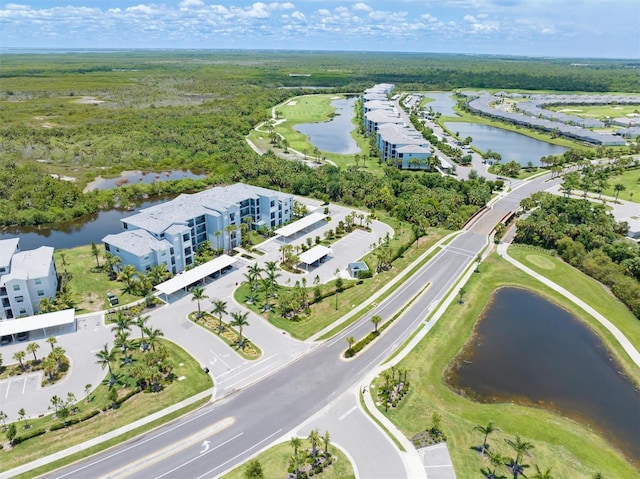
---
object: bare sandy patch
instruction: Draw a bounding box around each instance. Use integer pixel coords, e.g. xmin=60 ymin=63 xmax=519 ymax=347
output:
xmin=73 ymin=96 xmax=105 ymax=105
xmin=557 ymin=108 xmax=583 ymax=113
xmin=287 ymin=101 xmax=297 ymax=106
xmin=331 ymin=96 xmax=341 ymax=99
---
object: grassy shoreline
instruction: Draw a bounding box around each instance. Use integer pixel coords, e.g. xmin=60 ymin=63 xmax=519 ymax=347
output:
xmin=376 ymin=252 xmax=639 ymax=478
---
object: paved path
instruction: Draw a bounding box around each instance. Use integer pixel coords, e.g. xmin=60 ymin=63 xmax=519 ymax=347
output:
xmin=498 ymin=242 xmax=640 ymax=368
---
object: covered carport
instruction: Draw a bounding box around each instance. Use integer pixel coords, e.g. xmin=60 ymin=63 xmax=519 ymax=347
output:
xmin=298 ymin=245 xmax=331 ymax=271
xmin=274 ymin=212 xmax=327 ymax=243
xmin=154 ymin=254 xmax=236 ymax=302
xmin=0 ymin=308 xmax=76 ymax=340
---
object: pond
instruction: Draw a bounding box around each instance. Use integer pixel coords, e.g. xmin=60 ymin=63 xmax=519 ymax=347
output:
xmin=294 ymin=97 xmax=360 ymax=155
xmin=0 ymin=197 xmax=170 ymax=251
xmin=86 ymin=169 xmax=206 ymax=191
xmin=447 ymin=287 xmax=640 ymax=467
xmin=423 ymin=92 xmax=460 ymax=117
xmin=443 ymin=122 xmax=568 ymax=166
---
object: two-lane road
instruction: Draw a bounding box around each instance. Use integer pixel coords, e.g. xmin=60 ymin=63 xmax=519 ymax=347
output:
xmin=46 ymin=176 xmax=555 ymax=479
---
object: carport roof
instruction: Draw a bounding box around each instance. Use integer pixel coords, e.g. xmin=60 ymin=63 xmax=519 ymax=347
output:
xmin=154 ymin=254 xmax=236 ymax=295
xmin=299 ymin=245 xmax=331 ymax=265
xmin=274 ymin=212 xmax=326 ymax=238
xmin=0 ymin=309 xmax=75 ymax=336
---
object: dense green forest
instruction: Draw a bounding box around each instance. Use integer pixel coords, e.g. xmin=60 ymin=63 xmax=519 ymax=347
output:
xmin=515 ymin=192 xmax=640 ymax=319
xmin=1 ymin=50 xmax=638 ymax=228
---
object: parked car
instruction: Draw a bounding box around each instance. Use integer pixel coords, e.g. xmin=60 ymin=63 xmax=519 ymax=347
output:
xmin=1 ymin=335 xmax=13 ymax=345
xmin=17 ymin=331 xmax=29 ymax=342
xmin=107 ymin=292 xmax=119 ymax=306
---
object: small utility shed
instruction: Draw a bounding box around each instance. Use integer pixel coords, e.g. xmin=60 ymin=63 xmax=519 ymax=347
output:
xmin=298 ymin=245 xmax=331 ymax=270
xmin=155 ymin=254 xmax=236 ymax=301
xmin=274 ymin=212 xmax=327 ymax=242
xmin=0 ymin=309 xmax=76 ymax=338
xmin=348 ymin=261 xmax=369 ymax=278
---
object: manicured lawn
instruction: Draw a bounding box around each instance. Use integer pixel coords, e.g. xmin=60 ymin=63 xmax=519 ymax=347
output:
xmin=234 ymin=222 xmax=448 ymax=340
xmin=375 ymin=253 xmax=639 ymax=479
xmin=546 ymin=103 xmax=640 ymax=119
xmin=55 ymin=245 xmax=140 ymax=312
xmin=222 ymin=440 xmax=354 ymax=479
xmin=189 ymin=312 xmax=261 ymax=360
xmin=508 ymin=245 xmax=640 ymax=353
xmin=0 ymin=339 xmax=213 ymax=473
xmin=599 ymin=167 xmax=640 ymax=202
xmin=270 ymin=94 xmax=381 ymax=173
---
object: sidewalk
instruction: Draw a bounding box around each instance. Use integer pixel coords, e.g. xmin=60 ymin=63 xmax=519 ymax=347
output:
xmin=498 ymin=242 xmax=640 ymax=368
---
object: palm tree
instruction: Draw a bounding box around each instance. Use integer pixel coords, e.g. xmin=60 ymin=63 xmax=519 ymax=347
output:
xmin=110 ymin=310 xmax=133 ymax=334
xmin=46 ymin=336 xmax=57 ymax=352
xmin=322 ymin=430 xmax=331 ymax=458
xmin=308 ymin=429 xmax=321 ymax=464
xmin=42 ymin=354 xmax=57 ymax=382
xmin=531 ymin=465 xmax=553 ymax=479
xmin=289 ymin=436 xmax=302 ymax=478
xmin=190 ymin=285 xmax=209 ymax=320
xmin=26 ymin=342 xmax=40 ymax=362
xmin=481 ymin=467 xmax=508 ymax=479
xmin=117 ymin=264 xmax=138 ymax=294
xmin=13 ymin=350 xmax=26 ymax=370
xmin=148 ymin=264 xmax=170 ymax=285
xmin=135 ymin=315 xmax=150 ymax=341
xmin=91 ymin=241 xmax=100 ymax=268
xmin=505 ymin=435 xmax=535 ymax=478
xmin=144 ymin=326 xmax=164 ymax=352
xmin=473 ymin=420 xmax=499 ymax=456
xmin=613 ymin=182 xmax=626 ymax=202
xmin=39 ymin=297 xmax=56 ymax=313
xmin=225 ymin=224 xmax=237 ymax=251
xmin=95 ymin=343 xmax=117 ymax=379
xmin=115 ymin=330 xmax=132 ymax=363
xmin=371 ymin=315 xmax=382 ymax=334
xmin=212 ymin=299 xmax=228 ymax=335
xmin=214 ymin=230 xmax=223 ymax=251
xmin=230 ymin=311 xmax=250 ymax=349
xmin=346 ymin=336 xmax=356 ymax=356
xmin=244 ymin=264 xmax=262 ymax=304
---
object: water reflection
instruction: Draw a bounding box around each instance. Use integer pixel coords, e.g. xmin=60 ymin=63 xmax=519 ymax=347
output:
xmin=294 ymin=97 xmax=360 ymax=155
xmin=443 ymin=122 xmax=568 ymax=166
xmin=448 ymin=287 xmax=640 ymax=467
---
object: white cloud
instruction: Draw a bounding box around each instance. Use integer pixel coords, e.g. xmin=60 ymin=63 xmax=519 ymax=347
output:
xmin=353 ymin=3 xmax=372 ymax=12
xmin=421 ymin=13 xmax=438 ymax=22
xmin=463 ymin=14 xmax=476 ymax=22
xmin=291 ymin=11 xmax=305 ymax=21
xmin=179 ymin=0 xmax=205 ymax=8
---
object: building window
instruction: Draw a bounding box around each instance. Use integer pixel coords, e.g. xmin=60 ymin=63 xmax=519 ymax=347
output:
xmin=144 ymin=255 xmax=149 ymax=260
xmin=12 ymin=284 xmax=20 ymax=291
xmin=37 ymin=290 xmax=44 ymax=296
xmin=15 ymin=295 xmax=24 ymax=302
xmin=230 ymin=213 xmax=235 ymax=222
xmin=183 ymin=234 xmax=189 ymax=242
xmin=35 ymin=278 xmax=42 ymax=285
xmin=105 ymin=244 xmax=111 ymax=252
xmin=270 ymin=200 xmax=275 ymax=207
xmin=123 ymin=223 xmax=128 ymax=229
xmin=19 ymin=308 xmax=26 ymax=315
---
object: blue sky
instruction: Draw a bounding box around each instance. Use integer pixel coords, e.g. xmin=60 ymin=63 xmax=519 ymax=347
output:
xmin=1 ymin=1 xmax=638 ymax=58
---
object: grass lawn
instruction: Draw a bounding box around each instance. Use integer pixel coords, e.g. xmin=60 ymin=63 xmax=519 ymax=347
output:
xmin=270 ymin=94 xmax=382 ymax=173
xmin=55 ymin=245 xmax=140 ymax=312
xmin=546 ymin=103 xmax=640 ymax=119
xmin=599 ymin=167 xmax=640 ymax=202
xmin=0 ymin=338 xmax=213 ymax=473
xmin=189 ymin=312 xmax=262 ymax=360
xmin=375 ymin=252 xmax=639 ymax=479
xmin=222 ymin=440 xmax=354 ymax=479
xmin=234 ymin=222 xmax=448 ymax=340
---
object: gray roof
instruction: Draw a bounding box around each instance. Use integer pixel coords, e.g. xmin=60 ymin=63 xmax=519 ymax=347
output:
xmin=0 ymin=246 xmax=54 ymax=282
xmin=365 ymin=110 xmax=402 ymax=123
xmin=103 ymin=230 xmax=173 ymax=256
xmin=121 ymin=183 xmax=289 ymax=235
xmin=0 ymin=238 xmax=19 ymax=270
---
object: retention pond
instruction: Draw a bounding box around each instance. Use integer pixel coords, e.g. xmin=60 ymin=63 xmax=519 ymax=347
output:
xmin=447 ymin=287 xmax=640 ymax=467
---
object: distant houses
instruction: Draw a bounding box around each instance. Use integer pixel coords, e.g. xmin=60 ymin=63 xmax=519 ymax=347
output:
xmin=461 ymin=91 xmax=638 ymax=146
xmin=103 ymin=183 xmax=293 ymax=275
xmin=0 ymin=238 xmax=58 ymax=320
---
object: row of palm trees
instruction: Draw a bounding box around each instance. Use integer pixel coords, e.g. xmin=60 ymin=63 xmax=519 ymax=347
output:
xmin=190 ymin=289 xmax=251 ymax=349
xmin=289 ymin=429 xmax=332 ymax=478
xmin=474 ymin=421 xmax=606 ymax=479
xmin=5 ymin=337 xmax=67 ymax=384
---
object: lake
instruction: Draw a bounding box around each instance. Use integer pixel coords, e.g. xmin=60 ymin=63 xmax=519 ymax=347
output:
xmin=0 ymin=197 xmax=170 ymax=251
xmin=444 ymin=122 xmax=568 ymax=166
xmin=447 ymin=287 xmax=640 ymax=467
xmin=423 ymin=92 xmax=460 ymax=117
xmin=294 ymin=97 xmax=360 ymax=155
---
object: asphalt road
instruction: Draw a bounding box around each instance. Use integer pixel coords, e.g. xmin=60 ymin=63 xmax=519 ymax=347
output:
xmin=46 ymin=176 xmax=555 ymax=479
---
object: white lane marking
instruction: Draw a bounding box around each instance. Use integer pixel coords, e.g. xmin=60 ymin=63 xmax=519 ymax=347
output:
xmin=210 ymin=349 xmax=232 ymax=370
xmin=195 ymin=428 xmax=283 ymax=479
xmin=98 ymin=418 xmax=235 ymax=479
xmin=5 ymin=380 xmax=10 ymax=398
xmin=22 ymin=377 xmax=27 ymax=394
xmin=338 ymin=406 xmax=357 ymax=421
xmin=153 ymin=432 xmax=244 ymax=479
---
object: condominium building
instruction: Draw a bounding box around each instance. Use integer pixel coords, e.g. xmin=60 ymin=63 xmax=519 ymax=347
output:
xmin=103 ymin=183 xmax=293 ymax=274
xmin=0 ymin=238 xmax=59 ymax=320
